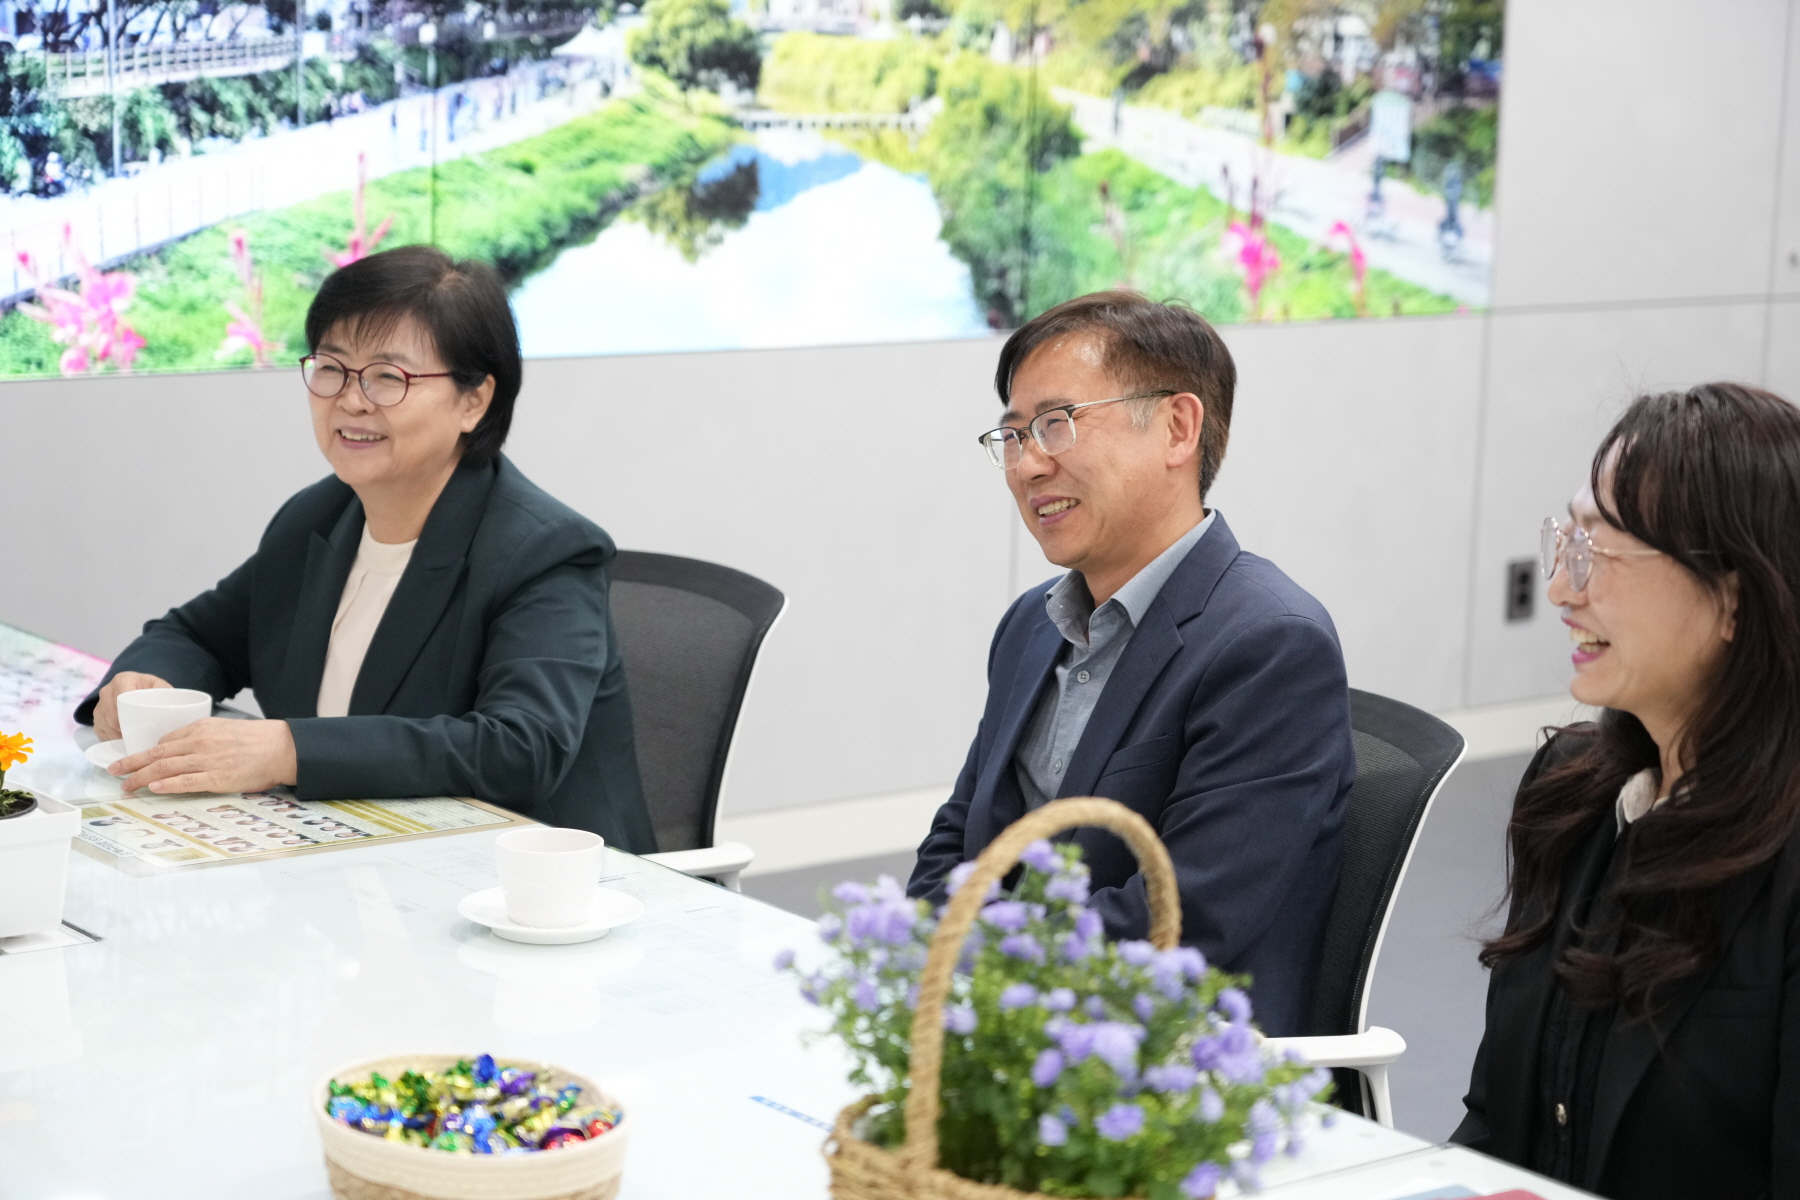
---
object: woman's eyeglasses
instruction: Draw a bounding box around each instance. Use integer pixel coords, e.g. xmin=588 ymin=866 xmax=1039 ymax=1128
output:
xmin=300 ymin=353 xmax=453 ymax=408
xmin=1539 ymin=517 xmax=1663 ymax=592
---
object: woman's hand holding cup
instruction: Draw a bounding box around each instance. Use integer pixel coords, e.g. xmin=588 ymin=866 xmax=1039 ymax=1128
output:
xmin=93 ymin=672 xmax=174 ymax=742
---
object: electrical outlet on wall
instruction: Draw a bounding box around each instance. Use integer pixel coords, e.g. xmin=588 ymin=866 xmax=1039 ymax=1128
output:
xmin=1505 ymin=559 xmax=1536 ymax=623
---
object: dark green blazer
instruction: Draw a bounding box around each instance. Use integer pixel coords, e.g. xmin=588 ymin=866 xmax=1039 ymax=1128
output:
xmin=76 ymin=455 xmax=658 ymax=853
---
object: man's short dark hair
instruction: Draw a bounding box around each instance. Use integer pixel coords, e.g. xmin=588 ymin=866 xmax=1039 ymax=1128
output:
xmin=994 ymin=290 xmax=1237 ymax=501
xmin=305 ymin=245 xmax=521 ymax=466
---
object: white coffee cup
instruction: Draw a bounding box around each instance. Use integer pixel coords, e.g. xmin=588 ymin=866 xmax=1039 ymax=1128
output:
xmin=117 ymin=688 xmax=214 ymax=756
xmin=496 ymin=827 xmax=606 ymax=929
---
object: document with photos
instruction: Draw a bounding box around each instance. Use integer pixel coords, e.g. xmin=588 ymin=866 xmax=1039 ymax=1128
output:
xmin=74 ymin=788 xmax=530 ymax=873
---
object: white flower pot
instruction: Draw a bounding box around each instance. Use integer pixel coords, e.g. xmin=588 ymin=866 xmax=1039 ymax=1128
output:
xmin=0 ymin=792 xmax=79 ymax=939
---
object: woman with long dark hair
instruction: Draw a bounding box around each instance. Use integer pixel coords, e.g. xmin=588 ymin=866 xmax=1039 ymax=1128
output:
xmin=1452 ymin=382 xmax=1800 ymax=1198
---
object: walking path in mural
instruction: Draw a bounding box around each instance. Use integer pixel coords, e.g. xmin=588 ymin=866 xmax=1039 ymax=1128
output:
xmin=0 ymin=58 xmax=622 ymax=304
xmin=1056 ymin=88 xmax=1493 ymax=307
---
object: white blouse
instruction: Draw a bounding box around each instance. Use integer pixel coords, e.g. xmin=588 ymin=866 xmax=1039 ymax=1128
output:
xmin=315 ymin=525 xmax=417 ymax=718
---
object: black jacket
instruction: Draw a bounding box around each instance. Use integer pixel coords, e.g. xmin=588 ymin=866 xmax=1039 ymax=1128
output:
xmin=1453 ymin=728 xmax=1800 ymax=1198
xmin=907 ymin=515 xmax=1354 ymax=1037
xmin=76 ymin=455 xmax=658 ymax=852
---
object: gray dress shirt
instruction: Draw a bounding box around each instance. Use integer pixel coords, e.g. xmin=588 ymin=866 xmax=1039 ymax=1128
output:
xmin=1013 ymin=513 xmax=1216 ymax=809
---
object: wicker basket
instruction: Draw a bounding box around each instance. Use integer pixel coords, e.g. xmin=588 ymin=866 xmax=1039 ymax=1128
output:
xmin=823 ymin=797 xmax=1184 ymax=1200
xmin=313 ymin=1053 xmax=628 ymax=1200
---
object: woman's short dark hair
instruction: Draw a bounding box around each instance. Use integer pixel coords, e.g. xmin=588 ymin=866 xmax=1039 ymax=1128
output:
xmin=305 ymin=245 xmax=521 ymax=465
xmin=1484 ymin=382 xmax=1800 ymax=1017
xmin=994 ymin=290 xmax=1237 ymax=501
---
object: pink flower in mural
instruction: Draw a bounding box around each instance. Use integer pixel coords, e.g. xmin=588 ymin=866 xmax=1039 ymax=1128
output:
xmin=16 ymin=225 xmax=146 ymax=375
xmin=1225 ymin=221 xmax=1280 ymax=320
xmin=220 ymin=228 xmax=282 ymax=368
xmin=1325 ymin=221 xmax=1368 ymax=318
xmin=327 ymin=153 xmax=394 ymax=268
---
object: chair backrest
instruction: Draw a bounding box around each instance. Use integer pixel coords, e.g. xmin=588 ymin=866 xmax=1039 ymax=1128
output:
xmin=1308 ymin=688 xmax=1466 ymax=1039
xmin=607 ymin=551 xmax=785 ymax=854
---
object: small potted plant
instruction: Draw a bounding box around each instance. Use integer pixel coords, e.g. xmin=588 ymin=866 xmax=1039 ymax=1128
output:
xmin=0 ymin=730 xmax=82 ymax=939
xmin=776 ymin=797 xmax=1333 ymax=1200
xmin=0 ymin=731 xmax=35 ymax=818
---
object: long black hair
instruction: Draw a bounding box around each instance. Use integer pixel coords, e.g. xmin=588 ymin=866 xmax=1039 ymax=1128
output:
xmin=1482 ymin=382 xmax=1800 ymax=1017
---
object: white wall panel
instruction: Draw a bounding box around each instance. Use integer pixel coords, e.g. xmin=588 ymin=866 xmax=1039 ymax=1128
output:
xmin=1465 ymin=302 xmax=1771 ymax=706
xmin=7 ymin=367 xmax=316 ymax=656
xmin=1767 ymin=299 xmax=1800 ymax=401
xmin=1209 ymin=315 xmax=1486 ymax=713
xmin=507 ymin=338 xmax=1014 ymax=813
xmin=1773 ymin=0 xmax=1800 ymax=301
xmin=1491 ymin=0 xmax=1791 ymax=309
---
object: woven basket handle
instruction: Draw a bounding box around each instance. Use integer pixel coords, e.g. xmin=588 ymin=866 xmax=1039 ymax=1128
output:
xmin=898 ymin=796 xmax=1182 ymax=1173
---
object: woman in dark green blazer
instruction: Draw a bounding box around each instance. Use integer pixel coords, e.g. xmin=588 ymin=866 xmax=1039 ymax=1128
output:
xmin=77 ymin=246 xmax=657 ymax=852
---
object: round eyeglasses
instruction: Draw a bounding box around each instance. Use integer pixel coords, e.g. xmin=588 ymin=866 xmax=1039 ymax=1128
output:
xmin=300 ymin=352 xmax=454 ymax=408
xmin=1539 ymin=517 xmax=1662 ymax=592
xmin=976 ymin=391 xmax=1175 ymax=470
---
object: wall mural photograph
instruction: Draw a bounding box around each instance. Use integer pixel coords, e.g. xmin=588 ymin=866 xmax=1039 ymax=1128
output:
xmin=0 ymin=0 xmax=1503 ymax=376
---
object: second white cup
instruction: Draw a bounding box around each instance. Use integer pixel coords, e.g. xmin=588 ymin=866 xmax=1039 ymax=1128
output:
xmin=117 ymin=688 xmax=214 ymax=756
xmin=496 ymin=827 xmax=606 ymax=929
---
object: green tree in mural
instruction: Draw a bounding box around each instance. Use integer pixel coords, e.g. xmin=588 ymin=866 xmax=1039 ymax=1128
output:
xmin=629 ymin=0 xmax=763 ymax=94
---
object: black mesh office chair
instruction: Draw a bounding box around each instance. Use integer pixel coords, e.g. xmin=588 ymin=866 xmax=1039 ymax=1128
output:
xmin=1264 ymin=688 xmax=1466 ymax=1127
xmin=607 ymin=550 xmax=785 ymax=889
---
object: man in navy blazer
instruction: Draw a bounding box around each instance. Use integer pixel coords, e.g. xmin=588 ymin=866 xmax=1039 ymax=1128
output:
xmin=908 ymin=290 xmax=1354 ymax=1036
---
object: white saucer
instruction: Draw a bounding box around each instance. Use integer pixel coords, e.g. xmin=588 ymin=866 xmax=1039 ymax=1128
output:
xmin=84 ymin=740 xmax=128 ymax=770
xmin=456 ymin=886 xmax=645 ymax=945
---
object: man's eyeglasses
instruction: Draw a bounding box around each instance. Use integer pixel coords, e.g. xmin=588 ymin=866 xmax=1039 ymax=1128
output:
xmin=1539 ymin=517 xmax=1662 ymax=592
xmin=976 ymin=391 xmax=1175 ymax=470
xmin=300 ymin=352 xmax=454 ymax=408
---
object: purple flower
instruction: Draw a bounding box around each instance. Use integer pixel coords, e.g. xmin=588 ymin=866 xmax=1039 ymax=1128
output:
xmin=944 ymin=1004 xmax=977 ymax=1034
xmin=999 ymin=933 xmax=1046 ymax=964
xmin=1233 ymin=1159 xmax=1262 ymax=1193
xmin=1174 ymin=946 xmax=1208 ymax=979
xmin=845 ymin=883 xmax=920 ymax=947
xmin=1119 ymin=940 xmax=1155 ymax=967
xmin=799 ymin=974 xmax=823 ymax=1005
xmin=906 ymin=982 xmax=921 ymax=1007
xmin=1248 ymin=1099 xmax=1280 ymax=1136
xmin=1218 ymin=987 xmax=1252 ymax=1024
xmin=1251 ymin=1131 xmax=1278 ymax=1165
xmin=1132 ymin=993 xmax=1156 ymax=1022
xmin=1019 ymin=839 xmax=1061 ymax=873
xmin=1217 ymin=1024 xmax=1265 ymax=1085
xmin=1150 ymin=951 xmax=1191 ymax=999
xmin=1198 ymin=1087 xmax=1224 ymax=1123
xmin=1037 ymin=1113 xmax=1068 ymax=1146
xmin=999 ymin=983 xmax=1038 ymax=1010
xmin=1045 ymin=872 xmax=1090 ymax=904
xmin=817 ymin=914 xmax=843 ymax=942
xmin=1144 ymin=1064 xmax=1197 ymax=1093
xmin=1084 ymin=995 xmax=1109 ymax=1018
xmin=852 ymin=976 xmax=880 ymax=1011
xmin=1053 ymin=1021 xmax=1095 ymax=1060
xmin=1089 ymin=1022 xmax=1145 ymax=1075
xmin=1320 ymin=1108 xmax=1338 ymax=1128
xmin=1059 ymin=931 xmax=1097 ymax=963
xmin=1031 ymin=1048 xmax=1064 ymax=1087
xmin=1285 ymin=1131 xmax=1304 ymax=1158
xmin=1094 ymin=1103 xmax=1144 ymax=1141
xmin=1075 ymin=908 xmax=1103 ymax=940
xmin=1043 ymin=987 xmax=1077 ymax=1012
xmin=772 ymin=948 xmax=795 ymax=971
xmin=946 ymin=862 xmax=1000 ymax=901
xmin=980 ymin=901 xmax=1031 ymax=933
xmin=832 ymin=881 xmax=870 ymax=905
xmin=1181 ymin=1162 xmax=1222 ymax=1199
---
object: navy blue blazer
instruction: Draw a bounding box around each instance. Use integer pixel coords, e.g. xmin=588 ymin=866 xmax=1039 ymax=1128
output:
xmin=76 ymin=456 xmax=658 ymax=852
xmin=907 ymin=515 xmax=1354 ymax=1035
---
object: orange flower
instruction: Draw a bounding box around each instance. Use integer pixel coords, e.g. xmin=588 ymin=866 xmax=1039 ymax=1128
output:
xmin=0 ymin=730 xmax=34 ymax=774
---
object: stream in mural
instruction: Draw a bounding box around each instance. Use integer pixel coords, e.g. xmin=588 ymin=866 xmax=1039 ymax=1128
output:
xmin=511 ymin=131 xmax=989 ymax=357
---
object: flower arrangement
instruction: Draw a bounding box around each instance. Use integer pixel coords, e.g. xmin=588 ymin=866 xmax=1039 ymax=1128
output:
xmin=778 ymin=834 xmax=1332 ymax=1199
xmin=0 ymin=731 xmax=35 ymax=817
xmin=16 ymin=225 xmax=146 ymax=375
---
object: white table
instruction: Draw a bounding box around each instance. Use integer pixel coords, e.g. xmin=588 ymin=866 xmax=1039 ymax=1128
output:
xmin=0 ymin=625 xmax=1593 ymax=1199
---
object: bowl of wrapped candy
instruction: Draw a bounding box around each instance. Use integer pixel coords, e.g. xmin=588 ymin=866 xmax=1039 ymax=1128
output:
xmin=313 ymin=1052 xmax=628 ymax=1200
